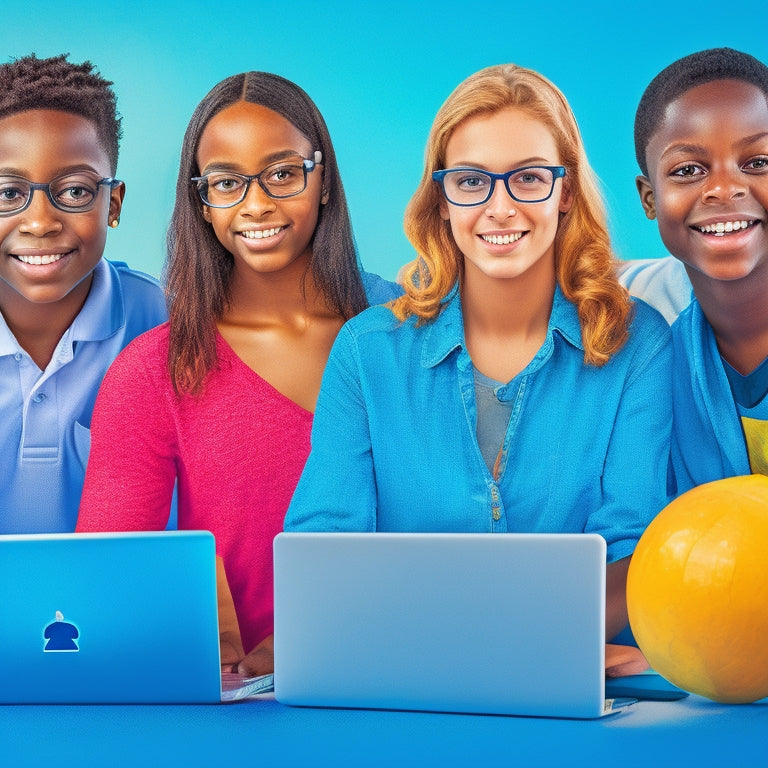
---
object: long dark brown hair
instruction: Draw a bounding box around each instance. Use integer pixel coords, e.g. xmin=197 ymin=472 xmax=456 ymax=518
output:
xmin=164 ymin=72 xmax=368 ymax=395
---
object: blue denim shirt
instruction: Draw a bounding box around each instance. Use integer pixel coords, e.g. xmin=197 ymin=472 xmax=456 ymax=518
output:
xmin=286 ymin=285 xmax=673 ymax=562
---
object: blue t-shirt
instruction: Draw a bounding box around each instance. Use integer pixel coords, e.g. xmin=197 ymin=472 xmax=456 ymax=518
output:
xmin=285 ymin=285 xmax=673 ymax=563
xmin=0 ymin=259 xmax=167 ymax=532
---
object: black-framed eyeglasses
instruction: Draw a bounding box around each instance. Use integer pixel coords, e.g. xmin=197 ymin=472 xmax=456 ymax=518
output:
xmin=0 ymin=172 xmax=122 ymax=216
xmin=192 ymin=151 xmax=323 ymax=208
xmin=432 ymin=165 xmax=567 ymax=207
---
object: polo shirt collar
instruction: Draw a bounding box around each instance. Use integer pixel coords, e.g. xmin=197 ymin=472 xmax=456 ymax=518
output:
xmin=70 ymin=259 xmax=126 ymax=342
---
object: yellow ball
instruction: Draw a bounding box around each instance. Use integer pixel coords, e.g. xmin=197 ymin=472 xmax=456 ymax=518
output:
xmin=627 ymin=474 xmax=768 ymax=703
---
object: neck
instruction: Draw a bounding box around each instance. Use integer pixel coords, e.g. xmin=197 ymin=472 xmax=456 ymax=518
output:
xmin=221 ymin=251 xmax=334 ymax=327
xmin=0 ymin=276 xmax=92 ymax=370
xmin=461 ymin=257 xmax=555 ymax=381
xmin=688 ymin=263 xmax=768 ymax=374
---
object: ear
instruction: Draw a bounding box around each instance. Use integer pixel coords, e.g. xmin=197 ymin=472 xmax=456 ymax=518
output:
xmin=108 ymin=181 xmax=126 ymax=225
xmin=321 ymin=187 xmax=329 ymax=205
xmin=202 ymin=205 xmax=212 ymax=223
xmin=438 ymin=198 xmax=450 ymax=221
xmin=636 ymin=175 xmax=656 ymax=220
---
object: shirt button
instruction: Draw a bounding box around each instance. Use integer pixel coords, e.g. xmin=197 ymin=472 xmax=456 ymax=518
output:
xmin=33 ymin=393 xmax=47 ymax=403
xmin=14 ymin=352 xmax=23 ymax=362
xmin=492 ymin=509 xmax=501 ymax=521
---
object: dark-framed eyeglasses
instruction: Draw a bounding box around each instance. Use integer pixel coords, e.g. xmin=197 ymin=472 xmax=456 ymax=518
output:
xmin=432 ymin=165 xmax=567 ymax=206
xmin=0 ymin=172 xmax=122 ymax=216
xmin=192 ymin=151 xmax=323 ymax=208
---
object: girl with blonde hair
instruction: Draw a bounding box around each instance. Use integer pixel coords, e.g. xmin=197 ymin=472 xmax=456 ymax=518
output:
xmin=286 ymin=64 xmax=672 ymax=644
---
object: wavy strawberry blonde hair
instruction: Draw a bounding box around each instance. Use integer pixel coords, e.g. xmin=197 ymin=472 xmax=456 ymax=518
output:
xmin=393 ymin=64 xmax=631 ymax=366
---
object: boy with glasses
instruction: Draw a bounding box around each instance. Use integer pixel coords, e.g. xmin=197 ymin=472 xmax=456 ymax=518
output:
xmin=0 ymin=54 xmax=166 ymax=531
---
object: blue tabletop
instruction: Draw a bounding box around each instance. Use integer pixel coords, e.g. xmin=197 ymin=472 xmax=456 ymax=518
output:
xmin=1 ymin=694 xmax=765 ymax=767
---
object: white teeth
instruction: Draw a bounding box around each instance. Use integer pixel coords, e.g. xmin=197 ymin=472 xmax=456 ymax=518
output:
xmin=241 ymin=227 xmax=283 ymax=240
xmin=17 ymin=253 xmax=65 ymax=265
xmin=698 ymin=220 xmax=751 ymax=236
xmin=481 ymin=232 xmax=523 ymax=245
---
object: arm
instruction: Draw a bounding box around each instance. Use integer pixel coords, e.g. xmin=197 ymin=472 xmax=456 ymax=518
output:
xmin=77 ymin=335 xmax=177 ymax=530
xmin=587 ymin=307 xmax=674 ymax=637
xmin=284 ymin=323 xmax=378 ymax=532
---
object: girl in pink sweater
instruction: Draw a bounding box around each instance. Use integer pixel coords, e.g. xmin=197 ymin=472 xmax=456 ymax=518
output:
xmin=77 ymin=72 xmax=400 ymax=676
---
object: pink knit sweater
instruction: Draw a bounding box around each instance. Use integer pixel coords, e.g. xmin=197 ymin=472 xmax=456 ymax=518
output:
xmin=77 ymin=323 xmax=312 ymax=653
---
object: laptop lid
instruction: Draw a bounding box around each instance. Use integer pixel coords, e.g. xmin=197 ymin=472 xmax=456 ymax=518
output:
xmin=274 ymin=532 xmax=629 ymax=719
xmin=0 ymin=531 xmax=222 ymax=703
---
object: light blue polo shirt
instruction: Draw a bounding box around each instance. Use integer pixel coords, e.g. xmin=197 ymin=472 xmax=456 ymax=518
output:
xmin=0 ymin=259 xmax=167 ymax=532
xmin=286 ymin=285 xmax=673 ymax=563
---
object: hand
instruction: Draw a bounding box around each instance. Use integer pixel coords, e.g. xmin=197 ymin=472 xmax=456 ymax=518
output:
xmin=219 ymin=630 xmax=245 ymax=669
xmin=605 ymin=643 xmax=650 ymax=677
xmin=236 ymin=634 xmax=274 ymax=677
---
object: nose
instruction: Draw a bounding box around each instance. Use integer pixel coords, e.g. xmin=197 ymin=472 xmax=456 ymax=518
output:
xmin=17 ymin=189 xmax=64 ymax=237
xmin=239 ymin=179 xmax=277 ymax=215
xmin=484 ymin=179 xmax=516 ymax=220
xmin=701 ymin=165 xmax=748 ymax=203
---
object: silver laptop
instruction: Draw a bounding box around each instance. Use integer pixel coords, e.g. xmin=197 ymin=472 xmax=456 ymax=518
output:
xmin=0 ymin=531 xmax=225 ymax=703
xmin=273 ymin=532 xmax=634 ymax=718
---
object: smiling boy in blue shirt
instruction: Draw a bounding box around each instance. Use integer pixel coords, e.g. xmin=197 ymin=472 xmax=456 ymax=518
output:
xmin=0 ymin=54 xmax=166 ymax=531
xmin=625 ymin=48 xmax=768 ymax=492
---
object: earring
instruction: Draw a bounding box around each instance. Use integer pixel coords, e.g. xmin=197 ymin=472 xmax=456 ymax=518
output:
xmin=109 ymin=218 xmax=119 ymax=228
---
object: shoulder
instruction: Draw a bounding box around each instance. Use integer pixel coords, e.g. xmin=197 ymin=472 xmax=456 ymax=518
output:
xmin=106 ymin=323 xmax=171 ymax=381
xmin=107 ymin=260 xmax=163 ymax=297
xmin=360 ymin=269 xmax=404 ymax=305
xmin=626 ymin=296 xmax=672 ymax=348
xmin=342 ymin=302 xmax=404 ymax=337
xmin=106 ymin=260 xmax=167 ymax=318
xmin=617 ymin=257 xmax=692 ymax=324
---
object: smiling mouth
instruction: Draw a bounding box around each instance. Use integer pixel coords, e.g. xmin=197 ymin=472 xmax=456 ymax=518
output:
xmin=14 ymin=251 xmax=71 ymax=265
xmin=695 ymin=220 xmax=756 ymax=237
xmin=481 ymin=232 xmax=524 ymax=245
xmin=240 ymin=227 xmax=284 ymax=240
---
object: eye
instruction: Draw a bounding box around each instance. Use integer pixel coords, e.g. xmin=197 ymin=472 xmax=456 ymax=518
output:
xmin=517 ymin=171 xmax=546 ymax=185
xmin=455 ymin=172 xmax=490 ymax=191
xmin=670 ymin=164 xmax=705 ymax=179
xmin=210 ymin=175 xmax=246 ymax=194
xmin=0 ymin=183 xmax=25 ymax=202
xmin=57 ymin=184 xmax=96 ymax=203
xmin=742 ymin=156 xmax=768 ymax=173
xmin=265 ymin=164 xmax=301 ymax=185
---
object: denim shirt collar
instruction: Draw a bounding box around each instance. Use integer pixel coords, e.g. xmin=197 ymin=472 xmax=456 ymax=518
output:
xmin=421 ymin=281 xmax=583 ymax=371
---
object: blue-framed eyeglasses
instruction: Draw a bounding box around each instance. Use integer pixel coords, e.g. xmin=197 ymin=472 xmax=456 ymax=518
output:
xmin=192 ymin=151 xmax=323 ymax=208
xmin=432 ymin=165 xmax=567 ymax=207
xmin=0 ymin=172 xmax=122 ymax=216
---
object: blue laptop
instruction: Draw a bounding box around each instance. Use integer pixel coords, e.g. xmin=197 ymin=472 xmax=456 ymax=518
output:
xmin=0 ymin=531 xmax=223 ymax=703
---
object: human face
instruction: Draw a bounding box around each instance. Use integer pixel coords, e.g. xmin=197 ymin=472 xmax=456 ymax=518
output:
xmin=0 ymin=109 xmax=123 ymax=308
xmin=197 ymin=101 xmax=326 ymax=279
xmin=638 ymin=80 xmax=768 ymax=284
xmin=439 ymin=106 xmax=571 ymax=285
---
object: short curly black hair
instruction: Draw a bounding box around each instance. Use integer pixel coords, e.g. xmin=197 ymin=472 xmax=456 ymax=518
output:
xmin=634 ymin=47 xmax=768 ymax=178
xmin=0 ymin=53 xmax=122 ymax=174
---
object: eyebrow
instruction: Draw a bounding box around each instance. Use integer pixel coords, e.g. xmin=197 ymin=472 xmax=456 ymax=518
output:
xmin=445 ymin=157 xmax=554 ymax=170
xmin=660 ymin=132 xmax=768 ymax=161
xmin=200 ymin=150 xmax=308 ymax=175
xmin=0 ymin=164 xmax=103 ymax=178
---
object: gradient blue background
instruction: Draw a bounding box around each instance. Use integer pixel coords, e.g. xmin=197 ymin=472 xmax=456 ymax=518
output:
xmin=3 ymin=1 xmax=766 ymax=282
